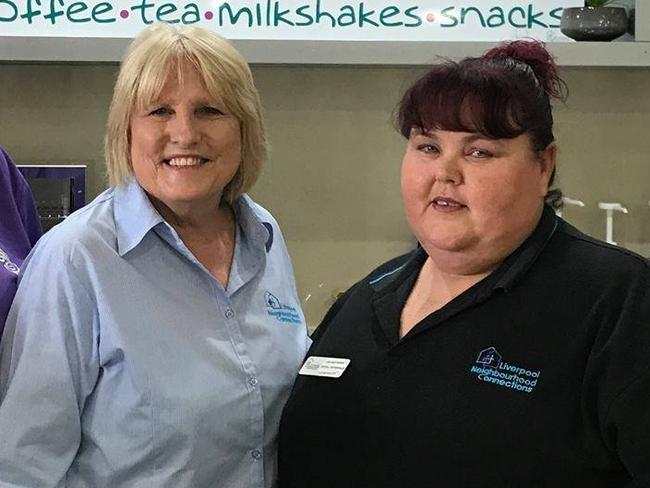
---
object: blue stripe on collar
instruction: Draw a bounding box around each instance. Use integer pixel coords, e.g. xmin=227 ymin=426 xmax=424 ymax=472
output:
xmin=369 ymin=263 xmax=406 ymax=285
xmin=262 ymin=222 xmax=273 ymax=253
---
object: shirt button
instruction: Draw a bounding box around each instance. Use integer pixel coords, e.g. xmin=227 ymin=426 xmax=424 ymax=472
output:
xmin=249 ymin=377 xmax=259 ymax=387
xmin=251 ymin=449 xmax=262 ymax=460
xmin=224 ymin=308 xmax=235 ymax=319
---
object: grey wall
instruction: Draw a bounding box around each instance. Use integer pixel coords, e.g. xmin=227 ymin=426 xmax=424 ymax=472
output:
xmin=2 ymin=63 xmax=650 ymax=328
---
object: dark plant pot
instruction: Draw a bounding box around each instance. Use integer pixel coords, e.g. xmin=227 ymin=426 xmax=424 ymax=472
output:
xmin=560 ymin=6 xmax=628 ymax=42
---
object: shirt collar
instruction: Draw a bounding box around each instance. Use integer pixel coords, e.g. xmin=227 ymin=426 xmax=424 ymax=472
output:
xmin=113 ymin=179 xmax=165 ymax=256
xmin=113 ymin=180 xmax=272 ymax=257
xmin=369 ymin=247 xmax=426 ymax=294
xmin=490 ymin=204 xmax=558 ymax=292
xmin=232 ymin=195 xmax=273 ymax=254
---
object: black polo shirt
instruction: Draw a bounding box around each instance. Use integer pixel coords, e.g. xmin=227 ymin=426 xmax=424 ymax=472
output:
xmin=278 ymin=207 xmax=650 ymax=488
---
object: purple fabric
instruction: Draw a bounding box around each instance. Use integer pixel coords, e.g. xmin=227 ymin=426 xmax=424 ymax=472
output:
xmin=0 ymin=147 xmax=42 ymax=337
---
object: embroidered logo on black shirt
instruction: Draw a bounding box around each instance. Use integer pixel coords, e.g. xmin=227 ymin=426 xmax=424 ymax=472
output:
xmin=470 ymin=347 xmax=541 ymax=394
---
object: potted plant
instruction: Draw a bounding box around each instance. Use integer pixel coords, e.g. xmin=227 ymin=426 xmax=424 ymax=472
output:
xmin=560 ymin=0 xmax=629 ymax=41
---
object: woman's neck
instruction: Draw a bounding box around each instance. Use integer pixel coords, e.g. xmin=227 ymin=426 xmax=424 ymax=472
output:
xmin=148 ymin=195 xmax=237 ymax=287
xmin=399 ymin=257 xmax=494 ymax=339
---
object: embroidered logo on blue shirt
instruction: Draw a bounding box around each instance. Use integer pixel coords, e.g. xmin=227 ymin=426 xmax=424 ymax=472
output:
xmin=264 ymin=291 xmax=302 ymax=325
xmin=470 ymin=347 xmax=541 ymax=394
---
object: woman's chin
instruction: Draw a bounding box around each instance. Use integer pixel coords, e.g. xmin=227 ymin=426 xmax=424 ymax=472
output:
xmin=420 ymin=233 xmax=476 ymax=256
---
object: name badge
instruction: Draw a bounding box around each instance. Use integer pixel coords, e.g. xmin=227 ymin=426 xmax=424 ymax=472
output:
xmin=299 ymin=356 xmax=350 ymax=378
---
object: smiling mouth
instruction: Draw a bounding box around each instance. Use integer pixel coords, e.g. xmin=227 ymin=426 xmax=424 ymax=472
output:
xmin=165 ymin=157 xmax=209 ymax=167
xmin=432 ymin=197 xmax=465 ymax=208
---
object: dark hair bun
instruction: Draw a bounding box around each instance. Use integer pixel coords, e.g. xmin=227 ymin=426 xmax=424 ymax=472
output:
xmin=484 ymin=40 xmax=567 ymax=102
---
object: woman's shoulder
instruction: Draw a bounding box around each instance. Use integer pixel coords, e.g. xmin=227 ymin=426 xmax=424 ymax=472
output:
xmin=554 ymin=219 xmax=650 ymax=280
xmin=0 ymin=147 xmax=30 ymax=202
xmin=0 ymin=146 xmax=18 ymax=176
xmin=309 ymin=249 xmax=417 ymax=342
xmin=331 ymin=249 xmax=418 ymax=308
xmin=29 ymin=188 xmax=118 ymax=266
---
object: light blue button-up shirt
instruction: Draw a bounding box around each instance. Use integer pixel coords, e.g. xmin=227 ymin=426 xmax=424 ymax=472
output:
xmin=0 ymin=180 xmax=311 ymax=488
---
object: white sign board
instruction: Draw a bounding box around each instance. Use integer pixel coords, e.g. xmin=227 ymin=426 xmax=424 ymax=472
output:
xmin=1 ymin=1 xmax=582 ymax=41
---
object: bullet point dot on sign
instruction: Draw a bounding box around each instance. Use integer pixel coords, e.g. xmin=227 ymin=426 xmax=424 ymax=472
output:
xmin=426 ymin=13 xmax=435 ymax=23
xmin=205 ymin=11 xmax=214 ymax=20
xmin=120 ymin=10 xmax=129 ymax=18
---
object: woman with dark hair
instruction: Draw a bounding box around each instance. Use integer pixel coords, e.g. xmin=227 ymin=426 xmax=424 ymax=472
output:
xmin=0 ymin=146 xmax=41 ymax=335
xmin=278 ymin=41 xmax=650 ymax=487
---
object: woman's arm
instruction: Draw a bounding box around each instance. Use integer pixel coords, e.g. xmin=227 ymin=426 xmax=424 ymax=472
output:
xmin=585 ymin=263 xmax=650 ymax=486
xmin=0 ymin=236 xmax=100 ymax=487
xmin=603 ymin=365 xmax=650 ymax=487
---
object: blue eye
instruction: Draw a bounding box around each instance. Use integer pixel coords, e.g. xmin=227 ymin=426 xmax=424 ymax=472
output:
xmin=149 ymin=107 xmax=171 ymax=116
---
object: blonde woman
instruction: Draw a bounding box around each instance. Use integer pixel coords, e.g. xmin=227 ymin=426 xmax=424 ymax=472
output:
xmin=0 ymin=24 xmax=310 ymax=488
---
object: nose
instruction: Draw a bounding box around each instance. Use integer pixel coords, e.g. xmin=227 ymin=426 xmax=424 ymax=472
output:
xmin=168 ymin=112 xmax=200 ymax=146
xmin=433 ymin=154 xmax=462 ymax=185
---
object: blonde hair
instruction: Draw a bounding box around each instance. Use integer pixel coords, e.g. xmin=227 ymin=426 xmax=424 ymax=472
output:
xmin=105 ymin=24 xmax=267 ymax=203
